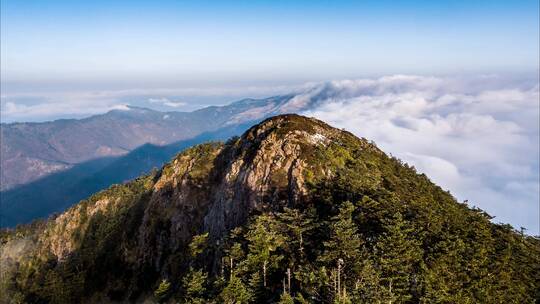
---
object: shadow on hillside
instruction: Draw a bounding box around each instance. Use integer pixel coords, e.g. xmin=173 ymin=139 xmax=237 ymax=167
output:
xmin=0 ymin=122 xmax=255 ymax=228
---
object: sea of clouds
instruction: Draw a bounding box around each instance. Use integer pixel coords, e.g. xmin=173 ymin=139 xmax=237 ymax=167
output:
xmin=297 ymin=75 xmax=539 ymax=234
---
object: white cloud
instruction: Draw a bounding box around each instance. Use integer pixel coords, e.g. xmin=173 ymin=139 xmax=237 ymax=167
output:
xmin=148 ymin=97 xmax=186 ymax=108
xmin=1 ymin=100 xmax=129 ymax=121
xmin=299 ymin=75 xmax=539 ymax=234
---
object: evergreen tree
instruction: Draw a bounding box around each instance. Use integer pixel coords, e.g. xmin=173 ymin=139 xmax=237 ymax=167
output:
xmin=320 ymin=201 xmax=363 ymax=302
xmin=222 ymin=227 xmax=245 ymax=279
xmin=181 ymin=268 xmax=208 ymax=304
xmin=294 ymin=264 xmax=329 ymax=302
xmin=245 ymin=214 xmax=285 ymax=288
xmin=294 ymin=293 xmax=310 ymax=304
xmin=277 ymin=207 xmax=318 ymax=260
xmin=189 ymin=232 xmax=209 ymax=258
xmin=224 ymin=242 xmax=244 ymax=279
xmin=420 ymin=237 xmax=468 ymax=303
xmin=321 ymin=202 xmax=363 ymax=265
xmin=275 ymin=207 xmax=318 ymax=298
xmin=247 ymin=271 xmax=265 ymax=301
xmin=154 ymin=279 xmax=171 ymax=303
xmin=375 ymin=212 xmax=423 ymax=303
xmin=278 ymin=292 xmax=294 ymax=304
xmin=219 ymin=275 xmax=252 ymax=304
xmin=351 ymin=259 xmax=384 ymax=303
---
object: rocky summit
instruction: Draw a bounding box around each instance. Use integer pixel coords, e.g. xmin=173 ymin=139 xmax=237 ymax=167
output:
xmin=1 ymin=114 xmax=538 ymax=304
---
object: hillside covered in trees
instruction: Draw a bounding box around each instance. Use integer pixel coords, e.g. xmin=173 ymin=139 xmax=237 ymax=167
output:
xmin=1 ymin=114 xmax=539 ymax=303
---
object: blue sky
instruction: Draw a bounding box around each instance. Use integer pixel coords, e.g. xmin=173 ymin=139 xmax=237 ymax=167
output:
xmin=1 ymin=0 xmax=539 ymax=88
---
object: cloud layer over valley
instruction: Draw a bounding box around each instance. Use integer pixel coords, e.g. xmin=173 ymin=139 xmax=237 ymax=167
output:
xmin=298 ymin=75 xmax=539 ymax=234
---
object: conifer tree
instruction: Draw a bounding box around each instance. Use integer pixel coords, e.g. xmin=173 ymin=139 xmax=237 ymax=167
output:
xmin=375 ymin=212 xmax=422 ymax=303
xmin=320 ymin=201 xmax=363 ymax=302
xmin=351 ymin=259 xmax=384 ymax=303
xmin=189 ymin=233 xmax=209 ymax=258
xmin=245 ymin=214 xmax=285 ymax=288
xmin=222 ymin=227 xmax=245 ymax=280
xmin=181 ymin=268 xmax=207 ymax=304
xmin=278 ymin=292 xmax=294 ymax=304
xmin=154 ymin=279 xmax=171 ymax=303
xmin=277 ymin=207 xmax=318 ymax=259
xmin=224 ymin=242 xmax=244 ymax=279
xmin=220 ymin=275 xmax=252 ymax=304
xmin=321 ymin=202 xmax=363 ymax=265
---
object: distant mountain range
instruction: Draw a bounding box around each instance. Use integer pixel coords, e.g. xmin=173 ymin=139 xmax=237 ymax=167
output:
xmin=0 ymin=95 xmax=296 ymax=191
xmin=1 ymin=91 xmax=338 ymax=227
xmin=1 ymin=81 xmax=349 ymax=194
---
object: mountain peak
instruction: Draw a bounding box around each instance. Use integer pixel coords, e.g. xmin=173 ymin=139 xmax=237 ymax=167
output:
xmin=247 ymin=113 xmax=327 ymax=130
xmin=240 ymin=114 xmax=351 ymax=146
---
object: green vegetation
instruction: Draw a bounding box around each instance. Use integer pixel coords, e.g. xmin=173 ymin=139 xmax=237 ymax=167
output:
xmin=0 ymin=173 xmax=156 ymax=304
xmin=154 ymin=279 xmax=171 ymax=303
xmin=161 ymin=142 xmax=222 ymax=180
xmin=159 ymin=198 xmax=538 ymax=303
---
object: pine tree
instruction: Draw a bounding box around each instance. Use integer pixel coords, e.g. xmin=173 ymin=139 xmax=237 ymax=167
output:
xmin=189 ymin=233 xmax=209 ymax=258
xmin=247 ymin=271 xmax=265 ymax=301
xmin=224 ymin=242 xmax=244 ymax=279
xmin=154 ymin=279 xmax=171 ymax=303
xmin=351 ymin=259 xmax=384 ymax=303
xmin=181 ymin=268 xmax=208 ymax=304
xmin=321 ymin=202 xmax=363 ymax=265
xmin=278 ymin=292 xmax=294 ymax=304
xmin=320 ymin=201 xmax=363 ymax=302
xmin=220 ymin=275 xmax=252 ymax=304
xmin=277 ymin=207 xmax=318 ymax=260
xmin=420 ymin=237 xmax=468 ymax=303
xmin=375 ymin=212 xmax=423 ymax=303
xmin=295 ymin=293 xmax=310 ymax=304
xmin=294 ymin=264 xmax=329 ymax=302
xmin=222 ymin=227 xmax=245 ymax=280
xmin=245 ymin=214 xmax=285 ymax=288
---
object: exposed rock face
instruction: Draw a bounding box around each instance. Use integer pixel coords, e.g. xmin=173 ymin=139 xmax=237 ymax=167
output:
xmin=135 ymin=115 xmax=350 ymax=274
xmin=202 ymin=116 xmax=335 ymax=238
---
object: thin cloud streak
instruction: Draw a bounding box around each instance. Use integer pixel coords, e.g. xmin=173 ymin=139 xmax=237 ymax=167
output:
xmin=148 ymin=97 xmax=187 ymax=108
